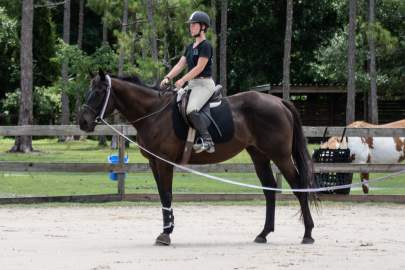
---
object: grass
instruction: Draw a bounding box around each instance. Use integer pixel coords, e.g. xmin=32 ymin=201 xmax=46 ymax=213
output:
xmin=0 ymin=137 xmax=253 ymax=163
xmin=0 ymin=137 xmax=405 ymax=197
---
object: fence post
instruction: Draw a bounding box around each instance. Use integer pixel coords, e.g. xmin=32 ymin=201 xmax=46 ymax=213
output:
xmin=117 ymin=127 xmax=126 ymax=200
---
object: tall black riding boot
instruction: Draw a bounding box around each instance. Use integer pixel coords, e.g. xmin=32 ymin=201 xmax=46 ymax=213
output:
xmin=188 ymin=111 xmax=215 ymax=153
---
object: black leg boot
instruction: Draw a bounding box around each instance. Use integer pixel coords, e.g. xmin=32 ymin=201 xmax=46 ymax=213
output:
xmin=188 ymin=111 xmax=215 ymax=153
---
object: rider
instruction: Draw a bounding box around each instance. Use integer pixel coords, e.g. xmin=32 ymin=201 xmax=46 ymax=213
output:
xmin=160 ymin=11 xmax=216 ymax=153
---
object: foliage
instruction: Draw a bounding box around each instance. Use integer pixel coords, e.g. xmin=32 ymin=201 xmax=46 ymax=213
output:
xmin=309 ymin=0 xmax=404 ymax=96
xmin=33 ymin=6 xmax=58 ymax=86
xmin=0 ymin=7 xmax=18 ymax=100
xmin=226 ymin=0 xmax=343 ymax=94
xmin=2 ymin=85 xmax=61 ymax=125
xmin=52 ymin=39 xmax=119 ymax=113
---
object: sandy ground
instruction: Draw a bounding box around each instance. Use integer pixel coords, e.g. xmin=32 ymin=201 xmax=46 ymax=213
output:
xmin=0 ymin=203 xmax=405 ymax=270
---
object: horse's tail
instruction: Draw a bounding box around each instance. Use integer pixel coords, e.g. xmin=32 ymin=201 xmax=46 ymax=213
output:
xmin=282 ymin=100 xmax=317 ymax=202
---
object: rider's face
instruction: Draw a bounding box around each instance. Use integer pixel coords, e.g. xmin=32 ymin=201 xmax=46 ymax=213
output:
xmin=189 ymin=22 xmax=201 ymax=36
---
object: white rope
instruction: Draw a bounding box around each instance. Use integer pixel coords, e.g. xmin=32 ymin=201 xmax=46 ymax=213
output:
xmin=100 ymin=119 xmax=405 ymax=193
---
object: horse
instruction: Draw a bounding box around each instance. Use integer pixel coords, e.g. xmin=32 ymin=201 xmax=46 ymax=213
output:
xmin=321 ymin=120 xmax=405 ymax=193
xmin=79 ymin=70 xmax=316 ymax=245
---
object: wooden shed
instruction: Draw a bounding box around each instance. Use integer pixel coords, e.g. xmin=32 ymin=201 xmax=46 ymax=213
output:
xmin=251 ymin=84 xmax=405 ymax=126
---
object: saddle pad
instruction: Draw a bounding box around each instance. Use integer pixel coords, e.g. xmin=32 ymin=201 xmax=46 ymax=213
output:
xmin=172 ymin=98 xmax=235 ymax=144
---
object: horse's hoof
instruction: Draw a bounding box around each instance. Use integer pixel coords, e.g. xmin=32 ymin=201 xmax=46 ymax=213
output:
xmin=155 ymin=233 xmax=171 ymax=246
xmin=254 ymin=235 xmax=267 ymax=243
xmin=301 ymin=237 xmax=315 ymax=244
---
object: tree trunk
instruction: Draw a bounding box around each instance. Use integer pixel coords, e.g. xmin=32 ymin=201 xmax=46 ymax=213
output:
xmin=10 ymin=0 xmax=34 ymax=153
xmin=163 ymin=3 xmax=171 ymax=70
xmin=282 ymin=0 xmax=293 ymax=101
xmin=130 ymin=12 xmax=137 ymax=66
xmin=211 ymin=0 xmax=217 ymax=83
xmin=368 ymin=0 xmax=378 ymax=124
xmin=145 ymin=0 xmax=159 ymax=83
xmin=102 ymin=7 xmax=108 ymax=44
xmin=219 ymin=0 xmax=228 ymax=95
xmin=74 ymin=0 xmax=85 ymax=141
xmin=346 ymin=0 xmax=356 ymax=125
xmin=112 ymin=0 xmax=129 ymax=149
xmin=118 ymin=0 xmax=128 ymax=77
xmin=77 ymin=0 xmax=84 ymax=49
xmin=60 ymin=0 xmax=71 ymax=142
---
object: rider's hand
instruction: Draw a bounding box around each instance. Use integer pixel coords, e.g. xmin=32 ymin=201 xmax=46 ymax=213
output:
xmin=175 ymin=78 xmax=185 ymax=89
xmin=160 ymin=77 xmax=170 ymax=89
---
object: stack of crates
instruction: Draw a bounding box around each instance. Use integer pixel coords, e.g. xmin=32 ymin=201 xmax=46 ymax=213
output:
xmin=312 ymin=128 xmax=353 ymax=195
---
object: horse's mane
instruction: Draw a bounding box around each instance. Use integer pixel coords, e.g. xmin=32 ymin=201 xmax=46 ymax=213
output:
xmin=111 ymin=75 xmax=160 ymax=91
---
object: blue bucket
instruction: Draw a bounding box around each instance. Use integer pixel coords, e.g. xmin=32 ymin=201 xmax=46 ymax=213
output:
xmin=108 ymin=155 xmax=129 ymax=181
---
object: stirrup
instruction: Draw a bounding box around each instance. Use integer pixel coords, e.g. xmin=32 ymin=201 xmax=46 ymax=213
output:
xmin=193 ymin=137 xmax=215 ymax=154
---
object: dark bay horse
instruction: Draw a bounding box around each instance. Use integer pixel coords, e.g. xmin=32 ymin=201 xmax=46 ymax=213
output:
xmin=79 ymin=70 xmax=316 ymax=245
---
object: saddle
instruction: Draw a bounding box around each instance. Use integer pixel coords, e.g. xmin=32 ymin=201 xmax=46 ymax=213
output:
xmin=172 ymin=85 xmax=234 ymax=164
xmin=176 ymin=85 xmax=224 ymax=132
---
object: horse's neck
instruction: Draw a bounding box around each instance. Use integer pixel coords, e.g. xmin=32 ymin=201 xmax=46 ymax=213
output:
xmin=111 ymin=79 xmax=162 ymax=122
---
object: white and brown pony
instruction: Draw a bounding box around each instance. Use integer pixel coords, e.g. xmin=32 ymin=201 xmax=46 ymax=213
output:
xmin=321 ymin=120 xmax=405 ymax=193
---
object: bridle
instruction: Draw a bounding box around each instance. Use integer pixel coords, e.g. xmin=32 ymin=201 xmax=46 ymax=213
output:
xmin=83 ymin=74 xmax=174 ymax=124
xmin=82 ymin=74 xmax=112 ymax=124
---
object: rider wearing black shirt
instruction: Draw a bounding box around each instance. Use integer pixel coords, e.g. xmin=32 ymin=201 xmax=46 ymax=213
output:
xmin=183 ymin=40 xmax=213 ymax=78
xmin=160 ymin=11 xmax=216 ymax=154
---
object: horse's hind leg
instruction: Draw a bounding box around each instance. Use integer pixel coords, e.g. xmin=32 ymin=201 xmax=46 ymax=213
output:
xmin=247 ymin=147 xmax=277 ymax=244
xmin=274 ymin=157 xmax=315 ymax=244
xmin=361 ymin=173 xmax=370 ymax=194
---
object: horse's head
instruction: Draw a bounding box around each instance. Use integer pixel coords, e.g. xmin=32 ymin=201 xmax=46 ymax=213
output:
xmin=79 ymin=69 xmax=115 ymax=132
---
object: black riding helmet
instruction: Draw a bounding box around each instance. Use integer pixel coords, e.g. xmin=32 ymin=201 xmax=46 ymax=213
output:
xmin=187 ymin=11 xmax=210 ymax=36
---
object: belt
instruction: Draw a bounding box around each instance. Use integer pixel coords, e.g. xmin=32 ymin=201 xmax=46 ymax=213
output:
xmin=194 ymin=76 xmax=212 ymax=79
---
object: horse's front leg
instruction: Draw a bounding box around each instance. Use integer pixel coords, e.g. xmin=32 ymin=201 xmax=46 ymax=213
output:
xmin=149 ymin=158 xmax=175 ymax=245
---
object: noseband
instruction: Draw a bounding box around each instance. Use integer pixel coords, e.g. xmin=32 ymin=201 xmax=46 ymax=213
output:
xmin=83 ymin=75 xmax=112 ymax=123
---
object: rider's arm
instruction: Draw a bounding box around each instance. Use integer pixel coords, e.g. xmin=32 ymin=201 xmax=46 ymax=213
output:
xmin=180 ymin=56 xmax=209 ymax=82
xmin=165 ymin=56 xmax=187 ymax=80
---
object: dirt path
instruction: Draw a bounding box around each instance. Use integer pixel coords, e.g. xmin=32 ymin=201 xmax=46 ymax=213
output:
xmin=0 ymin=203 xmax=404 ymax=270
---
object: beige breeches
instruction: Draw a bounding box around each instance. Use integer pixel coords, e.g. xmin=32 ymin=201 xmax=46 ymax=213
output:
xmin=186 ymin=78 xmax=216 ymax=114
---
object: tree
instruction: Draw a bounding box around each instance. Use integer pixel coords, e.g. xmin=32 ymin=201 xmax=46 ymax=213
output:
xmin=368 ymin=0 xmax=378 ymax=123
xmin=346 ymin=0 xmax=356 ymax=125
xmin=60 ymin=0 xmax=71 ymax=142
xmin=118 ymin=0 xmax=128 ymax=77
xmin=282 ymin=0 xmax=293 ymax=101
xmin=77 ymin=0 xmax=85 ymax=49
xmin=111 ymin=0 xmax=129 ymax=149
xmin=227 ymin=0 xmax=343 ymax=93
xmin=210 ymin=0 xmax=217 ymax=82
xmin=0 ymin=7 xmax=18 ymax=103
xmin=74 ymin=0 xmax=86 ymax=140
xmin=219 ymin=0 xmax=228 ymax=94
xmin=10 ymin=0 xmax=34 ymax=152
xmin=145 ymin=0 xmax=159 ymax=83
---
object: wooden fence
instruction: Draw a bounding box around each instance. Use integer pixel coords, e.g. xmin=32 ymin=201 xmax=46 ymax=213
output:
xmin=1 ymin=125 xmax=405 ymax=204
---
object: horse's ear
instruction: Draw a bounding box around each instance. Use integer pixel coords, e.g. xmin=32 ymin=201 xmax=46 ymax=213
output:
xmin=98 ymin=68 xmax=106 ymax=81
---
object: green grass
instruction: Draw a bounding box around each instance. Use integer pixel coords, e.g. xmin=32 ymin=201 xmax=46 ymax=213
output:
xmin=0 ymin=138 xmax=404 ymax=197
xmin=0 ymin=137 xmax=251 ymax=163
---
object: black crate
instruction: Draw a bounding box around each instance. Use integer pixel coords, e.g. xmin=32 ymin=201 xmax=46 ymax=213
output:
xmin=312 ymin=148 xmax=353 ymax=195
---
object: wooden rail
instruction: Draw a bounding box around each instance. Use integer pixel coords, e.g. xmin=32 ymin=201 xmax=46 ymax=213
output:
xmin=0 ymin=162 xmax=404 ymax=174
xmin=1 ymin=125 xmax=405 ymax=137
